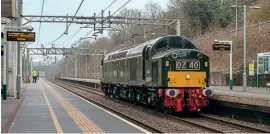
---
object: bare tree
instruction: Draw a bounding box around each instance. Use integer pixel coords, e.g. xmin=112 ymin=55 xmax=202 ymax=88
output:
xmin=144 ymin=1 xmax=164 ymax=19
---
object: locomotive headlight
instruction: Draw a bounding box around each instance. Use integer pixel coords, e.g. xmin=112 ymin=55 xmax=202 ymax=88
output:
xmin=166 ymin=89 xmax=178 ymax=98
xmin=186 ymin=74 xmax=191 ymax=80
xmin=202 ymin=88 xmax=214 ymax=97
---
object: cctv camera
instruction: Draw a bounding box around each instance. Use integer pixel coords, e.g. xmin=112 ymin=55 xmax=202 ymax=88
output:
xmin=26 ymin=25 xmax=34 ymax=32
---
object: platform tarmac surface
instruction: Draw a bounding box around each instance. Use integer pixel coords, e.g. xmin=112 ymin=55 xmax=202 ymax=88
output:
xmin=8 ymin=78 xmax=150 ymax=133
xmin=209 ymin=86 xmax=270 ymax=107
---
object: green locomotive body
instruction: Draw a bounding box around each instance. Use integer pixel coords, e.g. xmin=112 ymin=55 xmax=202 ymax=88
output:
xmin=101 ymin=35 xmax=213 ymax=113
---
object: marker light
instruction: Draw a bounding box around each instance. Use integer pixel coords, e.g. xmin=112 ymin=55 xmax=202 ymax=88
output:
xmin=186 ymin=74 xmax=191 ymax=80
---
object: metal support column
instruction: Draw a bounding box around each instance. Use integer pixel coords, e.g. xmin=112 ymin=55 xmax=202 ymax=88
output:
xmin=235 ymin=0 xmax=238 ymax=33
xmin=243 ymin=5 xmax=247 ymax=92
xmin=75 ymin=58 xmax=77 ymax=78
xmin=86 ymin=56 xmax=88 ymax=79
xmin=3 ymin=29 xmax=9 ymax=100
xmin=16 ymin=0 xmax=22 ymax=99
xmin=229 ymin=42 xmax=233 ymax=90
xmin=65 ymin=58 xmax=67 ymax=77
xmin=144 ymin=26 xmax=147 ymax=41
xmin=93 ymin=51 xmax=96 ymax=79
xmin=176 ymin=20 xmax=181 ymax=36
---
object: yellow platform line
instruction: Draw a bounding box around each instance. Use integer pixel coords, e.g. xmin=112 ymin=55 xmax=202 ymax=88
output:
xmin=43 ymin=81 xmax=104 ymax=133
xmin=39 ymin=82 xmax=63 ymax=133
xmin=40 ymin=79 xmax=105 ymax=133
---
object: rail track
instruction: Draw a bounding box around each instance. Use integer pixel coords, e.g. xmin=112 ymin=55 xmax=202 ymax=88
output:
xmin=47 ymin=78 xmax=270 ymax=133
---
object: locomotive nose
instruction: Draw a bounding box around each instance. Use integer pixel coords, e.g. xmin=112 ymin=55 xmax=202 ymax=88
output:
xmin=202 ymin=88 xmax=214 ymax=97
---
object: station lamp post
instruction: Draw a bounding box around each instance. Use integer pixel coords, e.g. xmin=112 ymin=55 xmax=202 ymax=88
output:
xmin=230 ymin=4 xmax=260 ymax=92
xmin=213 ymin=40 xmax=233 ymax=90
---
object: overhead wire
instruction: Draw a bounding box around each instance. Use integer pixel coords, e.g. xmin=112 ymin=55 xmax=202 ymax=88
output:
xmin=82 ymin=0 xmax=132 ymax=38
xmin=43 ymin=0 xmax=85 ymax=45
xmin=72 ymin=0 xmax=132 ymax=45
xmin=72 ymin=0 xmax=117 ymax=38
xmin=61 ymin=0 xmax=117 ymax=46
xmin=36 ymin=0 xmax=45 ymax=48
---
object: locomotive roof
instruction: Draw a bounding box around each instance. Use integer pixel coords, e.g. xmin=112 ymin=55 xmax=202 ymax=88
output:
xmin=151 ymin=49 xmax=208 ymax=60
xmin=103 ymin=35 xmax=197 ymax=62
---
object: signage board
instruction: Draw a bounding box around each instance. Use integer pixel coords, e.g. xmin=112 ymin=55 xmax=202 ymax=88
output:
xmin=249 ymin=63 xmax=254 ymax=76
xmin=6 ymin=31 xmax=35 ymax=42
xmin=257 ymin=52 xmax=270 ymax=74
xmin=212 ymin=43 xmax=231 ymax=51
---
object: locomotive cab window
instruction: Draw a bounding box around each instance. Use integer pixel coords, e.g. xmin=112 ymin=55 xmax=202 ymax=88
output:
xmin=154 ymin=39 xmax=168 ymax=53
xmin=169 ymin=37 xmax=196 ymax=49
xmin=169 ymin=37 xmax=183 ymax=49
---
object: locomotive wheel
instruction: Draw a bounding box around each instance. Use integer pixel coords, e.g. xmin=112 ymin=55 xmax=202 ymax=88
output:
xmin=112 ymin=87 xmax=117 ymax=99
xmin=128 ymin=91 xmax=135 ymax=102
xmin=154 ymin=99 xmax=162 ymax=112
xmin=104 ymin=87 xmax=109 ymax=97
xmin=135 ymin=93 xmax=141 ymax=105
xmin=163 ymin=107 xmax=172 ymax=114
xmin=108 ymin=87 xmax=113 ymax=98
xmin=163 ymin=107 xmax=169 ymax=114
xmin=154 ymin=104 xmax=161 ymax=112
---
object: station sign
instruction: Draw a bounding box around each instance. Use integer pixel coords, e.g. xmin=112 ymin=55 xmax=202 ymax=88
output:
xmin=257 ymin=52 xmax=270 ymax=74
xmin=6 ymin=31 xmax=35 ymax=42
xmin=212 ymin=43 xmax=231 ymax=51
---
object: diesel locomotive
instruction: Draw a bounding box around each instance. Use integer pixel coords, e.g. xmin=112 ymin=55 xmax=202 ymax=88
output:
xmin=100 ymin=35 xmax=213 ymax=113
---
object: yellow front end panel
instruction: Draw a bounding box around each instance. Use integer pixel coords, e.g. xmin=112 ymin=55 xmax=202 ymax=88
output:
xmin=168 ymin=71 xmax=206 ymax=87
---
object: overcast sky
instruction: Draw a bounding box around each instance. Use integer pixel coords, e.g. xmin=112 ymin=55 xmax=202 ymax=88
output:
xmin=23 ymin=0 xmax=168 ymax=61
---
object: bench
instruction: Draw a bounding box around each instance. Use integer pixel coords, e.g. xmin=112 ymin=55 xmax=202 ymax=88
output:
xmin=266 ymin=83 xmax=270 ymax=91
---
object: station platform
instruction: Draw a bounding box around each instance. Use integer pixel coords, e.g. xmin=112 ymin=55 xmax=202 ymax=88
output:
xmin=57 ymin=77 xmax=270 ymax=109
xmin=2 ymin=78 xmax=150 ymax=133
xmin=58 ymin=77 xmax=100 ymax=88
xmin=58 ymin=77 xmax=100 ymax=84
xmin=209 ymin=86 xmax=270 ymax=108
xmin=1 ymin=83 xmax=28 ymax=133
